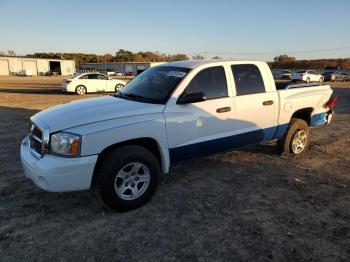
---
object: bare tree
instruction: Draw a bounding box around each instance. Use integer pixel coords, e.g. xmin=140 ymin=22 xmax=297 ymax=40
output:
xmin=7 ymin=50 xmax=16 ymax=56
xmin=192 ymin=55 xmax=204 ymax=60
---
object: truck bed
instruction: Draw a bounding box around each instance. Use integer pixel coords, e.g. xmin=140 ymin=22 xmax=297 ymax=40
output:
xmin=275 ymin=81 xmax=323 ymax=90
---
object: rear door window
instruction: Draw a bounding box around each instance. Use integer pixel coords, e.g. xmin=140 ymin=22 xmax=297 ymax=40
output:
xmin=184 ymin=66 xmax=228 ymax=99
xmin=97 ymin=74 xmax=108 ymax=80
xmin=231 ymin=64 xmax=266 ymax=96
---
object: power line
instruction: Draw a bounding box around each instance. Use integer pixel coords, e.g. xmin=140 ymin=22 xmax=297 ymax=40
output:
xmin=188 ymin=46 xmax=350 ymax=56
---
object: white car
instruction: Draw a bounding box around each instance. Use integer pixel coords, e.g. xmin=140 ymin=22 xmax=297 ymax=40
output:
xmin=62 ymin=73 xmax=126 ymax=95
xmin=21 ymin=60 xmax=335 ymax=211
xmin=17 ymin=69 xmax=33 ymax=77
xmin=291 ymin=70 xmax=324 ymax=83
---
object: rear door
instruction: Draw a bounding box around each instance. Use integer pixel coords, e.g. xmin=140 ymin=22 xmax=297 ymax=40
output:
xmin=164 ymin=65 xmax=236 ymax=163
xmin=311 ymin=70 xmax=319 ymax=81
xmin=229 ymin=63 xmax=278 ymax=142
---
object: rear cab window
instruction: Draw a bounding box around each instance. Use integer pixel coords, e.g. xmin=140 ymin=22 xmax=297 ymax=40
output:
xmin=230 ymin=64 xmax=266 ymax=96
xmin=184 ymin=66 xmax=228 ymax=99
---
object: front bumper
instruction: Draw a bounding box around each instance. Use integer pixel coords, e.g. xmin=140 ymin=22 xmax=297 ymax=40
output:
xmin=20 ymin=136 xmax=98 ymax=192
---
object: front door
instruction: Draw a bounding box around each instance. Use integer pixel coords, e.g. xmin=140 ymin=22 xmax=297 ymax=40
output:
xmin=164 ymin=65 xmax=235 ymax=163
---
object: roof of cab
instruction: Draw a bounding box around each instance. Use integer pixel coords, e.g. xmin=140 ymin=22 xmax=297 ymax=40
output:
xmin=160 ymin=59 xmax=263 ymax=69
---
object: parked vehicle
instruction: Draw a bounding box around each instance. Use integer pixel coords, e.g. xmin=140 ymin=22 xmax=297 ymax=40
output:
xmin=322 ymin=71 xmax=350 ymax=82
xmin=125 ymin=72 xmax=135 ymax=76
xmin=271 ymin=69 xmax=281 ymax=79
xmin=17 ymin=69 xmax=33 ymax=77
xmin=281 ymin=70 xmax=292 ymax=80
xmin=39 ymin=70 xmax=54 ymax=76
xmin=62 ymin=72 xmax=126 ymax=95
xmin=291 ymin=70 xmax=324 ymax=83
xmin=21 ymin=60 xmax=336 ymax=211
xmin=106 ymin=71 xmax=116 ymax=76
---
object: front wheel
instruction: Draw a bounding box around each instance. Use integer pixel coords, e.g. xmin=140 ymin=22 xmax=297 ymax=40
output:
xmin=95 ymin=145 xmax=161 ymax=211
xmin=276 ymin=118 xmax=310 ymax=155
xmin=306 ymin=77 xmax=310 ymax=83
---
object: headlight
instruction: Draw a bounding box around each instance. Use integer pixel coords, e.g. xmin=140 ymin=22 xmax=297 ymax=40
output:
xmin=50 ymin=132 xmax=81 ymax=156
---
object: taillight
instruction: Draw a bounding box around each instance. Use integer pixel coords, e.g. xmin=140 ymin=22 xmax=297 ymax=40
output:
xmin=323 ymin=96 xmax=337 ymax=109
xmin=65 ymin=80 xmax=72 ymax=84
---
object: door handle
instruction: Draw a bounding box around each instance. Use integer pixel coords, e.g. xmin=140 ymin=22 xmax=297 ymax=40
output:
xmin=216 ymin=106 xmax=231 ymax=113
xmin=263 ymin=100 xmax=274 ymax=106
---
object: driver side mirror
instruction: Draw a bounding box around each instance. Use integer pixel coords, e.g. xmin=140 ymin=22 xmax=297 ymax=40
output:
xmin=177 ymin=92 xmax=207 ymax=104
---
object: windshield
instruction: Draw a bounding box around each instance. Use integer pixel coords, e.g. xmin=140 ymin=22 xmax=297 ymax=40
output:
xmin=116 ymin=66 xmax=190 ymax=104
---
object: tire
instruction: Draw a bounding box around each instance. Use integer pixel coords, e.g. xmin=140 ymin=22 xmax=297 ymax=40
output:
xmin=319 ymin=77 xmax=323 ymax=83
xmin=95 ymin=145 xmax=161 ymax=211
xmin=115 ymin=84 xmax=124 ymax=92
xmin=306 ymin=77 xmax=310 ymax=83
xmin=276 ymin=118 xmax=310 ymax=155
xmin=75 ymin=85 xmax=87 ymax=95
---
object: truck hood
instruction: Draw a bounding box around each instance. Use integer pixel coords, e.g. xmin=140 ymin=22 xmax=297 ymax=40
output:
xmin=32 ymin=96 xmax=165 ymax=132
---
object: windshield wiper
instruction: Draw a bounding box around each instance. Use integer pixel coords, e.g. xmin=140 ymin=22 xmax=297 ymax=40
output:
xmin=115 ymin=92 xmax=159 ymax=103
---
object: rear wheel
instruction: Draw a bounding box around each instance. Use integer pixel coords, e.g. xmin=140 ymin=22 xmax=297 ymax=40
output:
xmin=115 ymin=84 xmax=124 ymax=92
xmin=276 ymin=118 xmax=310 ymax=155
xmin=319 ymin=77 xmax=323 ymax=83
xmin=95 ymin=145 xmax=161 ymax=211
xmin=75 ymin=85 xmax=87 ymax=95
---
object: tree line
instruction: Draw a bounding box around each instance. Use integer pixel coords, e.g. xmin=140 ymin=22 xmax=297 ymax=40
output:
xmin=25 ymin=49 xmax=189 ymax=67
xmin=2 ymin=50 xmax=349 ymax=69
xmin=269 ymin=55 xmax=350 ymax=70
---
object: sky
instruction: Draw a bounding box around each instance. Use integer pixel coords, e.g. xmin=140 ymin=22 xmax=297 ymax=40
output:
xmin=0 ymin=0 xmax=349 ymax=61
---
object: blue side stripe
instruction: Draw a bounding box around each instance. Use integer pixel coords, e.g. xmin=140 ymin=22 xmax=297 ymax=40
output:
xmin=169 ymin=124 xmax=288 ymax=164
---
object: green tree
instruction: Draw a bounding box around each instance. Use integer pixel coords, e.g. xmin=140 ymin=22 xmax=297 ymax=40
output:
xmin=170 ymin=54 xmax=189 ymax=61
xmin=115 ymin=49 xmax=134 ymax=62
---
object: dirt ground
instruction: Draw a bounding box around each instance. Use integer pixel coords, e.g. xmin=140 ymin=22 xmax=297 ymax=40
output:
xmin=0 ymin=76 xmax=349 ymax=262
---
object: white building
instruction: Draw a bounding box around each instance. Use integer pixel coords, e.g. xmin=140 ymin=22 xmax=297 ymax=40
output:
xmin=0 ymin=56 xmax=75 ymax=76
xmin=80 ymin=62 xmax=166 ymax=75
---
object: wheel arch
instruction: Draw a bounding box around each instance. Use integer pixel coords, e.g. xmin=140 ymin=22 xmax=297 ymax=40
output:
xmin=75 ymin=85 xmax=87 ymax=94
xmin=290 ymin=107 xmax=314 ymax=125
xmin=92 ymin=137 xmax=166 ymax=187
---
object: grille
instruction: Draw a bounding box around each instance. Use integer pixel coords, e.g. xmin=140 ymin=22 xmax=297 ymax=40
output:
xmin=29 ymin=123 xmax=43 ymax=157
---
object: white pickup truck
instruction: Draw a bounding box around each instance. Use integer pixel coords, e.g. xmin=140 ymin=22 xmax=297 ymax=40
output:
xmin=21 ymin=60 xmax=336 ymax=211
